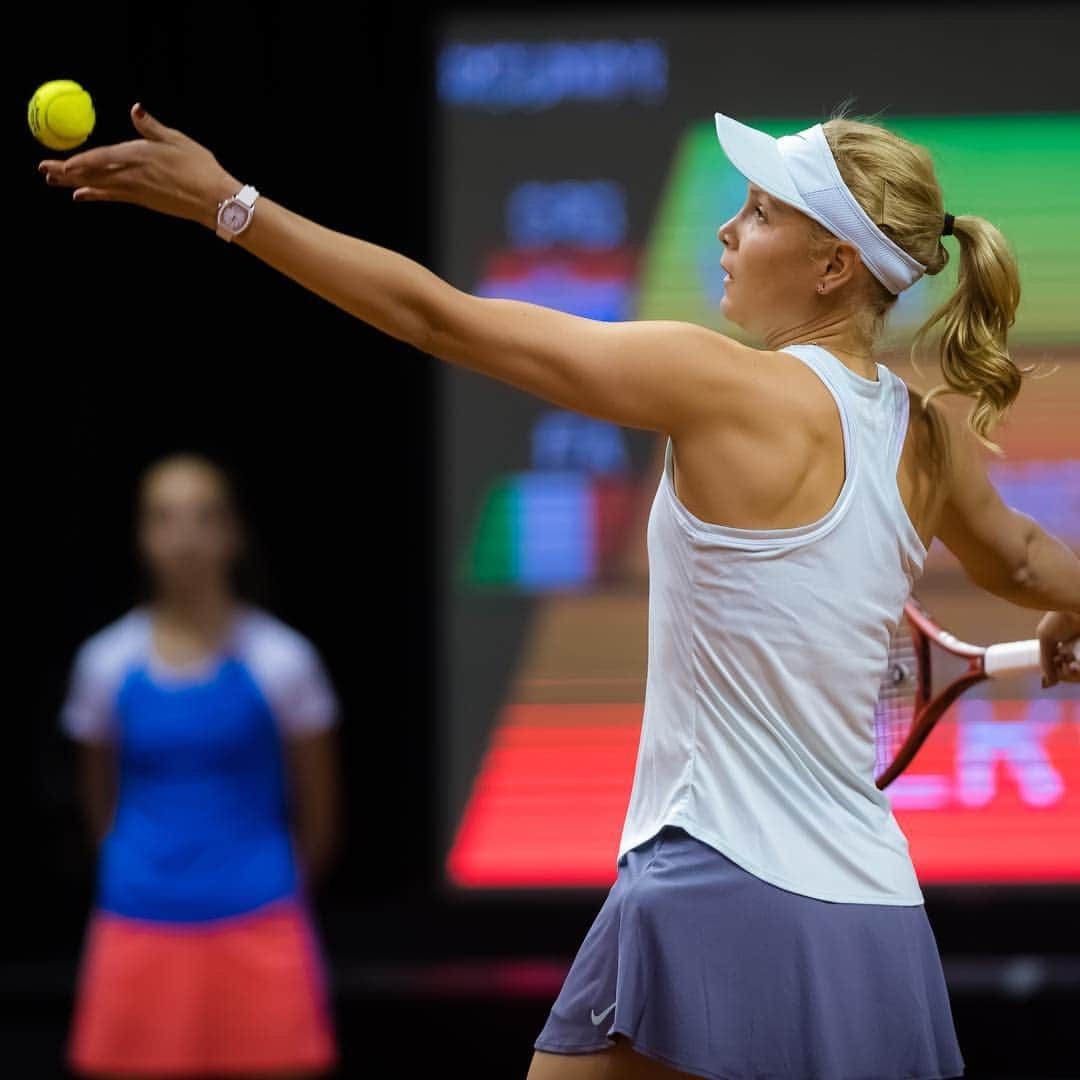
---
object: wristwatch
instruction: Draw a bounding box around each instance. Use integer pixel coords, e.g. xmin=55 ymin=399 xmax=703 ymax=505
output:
xmin=216 ymin=183 xmax=259 ymax=241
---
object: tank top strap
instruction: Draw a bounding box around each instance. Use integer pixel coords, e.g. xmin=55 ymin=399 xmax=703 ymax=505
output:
xmin=776 ymin=342 xmax=865 ymax=472
xmin=883 ymin=367 xmax=912 ymax=475
xmin=779 ymin=342 xmax=895 ymax=428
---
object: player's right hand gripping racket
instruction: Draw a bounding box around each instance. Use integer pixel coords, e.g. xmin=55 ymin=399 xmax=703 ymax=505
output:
xmin=874 ymin=597 xmax=1080 ymax=789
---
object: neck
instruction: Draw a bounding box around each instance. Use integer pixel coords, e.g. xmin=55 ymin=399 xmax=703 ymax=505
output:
xmin=768 ymin=330 xmax=876 ymax=379
xmin=766 ymin=309 xmax=873 ymax=361
xmin=151 ymin=587 xmax=237 ymax=633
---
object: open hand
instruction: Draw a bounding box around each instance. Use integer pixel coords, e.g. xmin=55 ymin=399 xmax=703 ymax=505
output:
xmin=37 ymin=103 xmax=241 ymax=231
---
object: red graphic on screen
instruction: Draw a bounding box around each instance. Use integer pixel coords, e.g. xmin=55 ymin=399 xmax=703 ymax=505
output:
xmin=447 ymin=700 xmax=1080 ymax=889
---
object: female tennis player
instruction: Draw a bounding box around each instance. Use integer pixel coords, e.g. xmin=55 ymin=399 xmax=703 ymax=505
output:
xmin=40 ymin=103 xmax=1079 ymax=1079
xmin=60 ymin=453 xmax=340 ymax=1079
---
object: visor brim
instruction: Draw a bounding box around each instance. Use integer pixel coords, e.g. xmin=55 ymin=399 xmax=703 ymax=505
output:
xmin=713 ymin=112 xmax=812 ymax=216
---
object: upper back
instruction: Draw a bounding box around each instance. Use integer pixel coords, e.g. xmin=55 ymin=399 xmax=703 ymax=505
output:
xmin=670 ymin=342 xmax=949 ymax=553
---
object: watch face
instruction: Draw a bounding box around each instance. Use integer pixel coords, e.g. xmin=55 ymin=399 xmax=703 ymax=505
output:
xmin=221 ymin=201 xmax=249 ymax=230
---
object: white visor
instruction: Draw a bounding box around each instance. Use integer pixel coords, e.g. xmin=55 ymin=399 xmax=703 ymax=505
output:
xmin=714 ymin=113 xmax=927 ymax=295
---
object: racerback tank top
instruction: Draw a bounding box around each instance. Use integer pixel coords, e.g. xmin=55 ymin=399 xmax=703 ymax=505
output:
xmin=616 ymin=343 xmax=929 ymax=904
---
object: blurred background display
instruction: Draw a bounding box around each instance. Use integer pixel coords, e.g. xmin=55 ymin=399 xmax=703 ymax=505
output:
xmin=436 ymin=24 xmax=1080 ymax=891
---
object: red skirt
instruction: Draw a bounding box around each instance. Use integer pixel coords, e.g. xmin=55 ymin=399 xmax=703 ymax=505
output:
xmin=67 ymin=896 xmax=338 ymax=1077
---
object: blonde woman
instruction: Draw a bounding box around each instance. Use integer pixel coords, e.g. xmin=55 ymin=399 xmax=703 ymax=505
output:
xmin=40 ymin=103 xmax=1079 ymax=1080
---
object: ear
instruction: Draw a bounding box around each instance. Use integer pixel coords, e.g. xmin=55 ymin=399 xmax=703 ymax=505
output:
xmin=822 ymin=240 xmax=863 ymax=290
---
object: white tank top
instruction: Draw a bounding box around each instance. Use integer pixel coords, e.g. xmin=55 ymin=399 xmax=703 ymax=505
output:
xmin=616 ymin=343 xmax=929 ymax=904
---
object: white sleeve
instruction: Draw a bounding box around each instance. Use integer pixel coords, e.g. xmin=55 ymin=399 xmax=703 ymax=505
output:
xmin=240 ymin=611 xmax=341 ymax=737
xmin=273 ymin=638 xmax=341 ymax=737
xmin=59 ymin=641 xmax=119 ymax=743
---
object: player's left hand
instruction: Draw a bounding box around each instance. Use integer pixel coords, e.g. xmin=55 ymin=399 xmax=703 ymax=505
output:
xmin=36 ymin=103 xmax=241 ymax=231
xmin=1036 ymin=611 xmax=1080 ymax=688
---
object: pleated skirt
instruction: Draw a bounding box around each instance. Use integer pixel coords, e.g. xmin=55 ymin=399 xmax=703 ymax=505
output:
xmin=534 ymin=825 xmax=965 ymax=1080
xmin=67 ymin=895 xmax=337 ymax=1077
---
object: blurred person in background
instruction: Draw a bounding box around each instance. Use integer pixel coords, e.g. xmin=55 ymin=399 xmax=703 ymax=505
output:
xmin=60 ymin=452 xmax=341 ymax=1080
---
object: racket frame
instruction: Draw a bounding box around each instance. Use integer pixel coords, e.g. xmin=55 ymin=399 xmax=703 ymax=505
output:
xmin=875 ymin=600 xmax=989 ymax=790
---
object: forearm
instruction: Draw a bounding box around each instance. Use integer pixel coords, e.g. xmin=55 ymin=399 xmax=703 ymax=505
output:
xmin=284 ymin=731 xmax=342 ymax=887
xmin=294 ymin=815 xmax=339 ymax=886
xmin=997 ymin=510 xmax=1080 ymax=615
xmin=292 ymin=774 xmax=341 ymax=884
xmin=219 ymin=182 xmax=446 ymax=352
xmin=79 ymin=744 xmax=116 ymax=846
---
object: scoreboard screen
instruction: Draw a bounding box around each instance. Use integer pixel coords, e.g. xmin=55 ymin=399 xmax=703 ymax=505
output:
xmin=435 ymin=13 xmax=1080 ymax=892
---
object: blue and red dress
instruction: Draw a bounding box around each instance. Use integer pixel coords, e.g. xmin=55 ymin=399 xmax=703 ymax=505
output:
xmin=60 ymin=603 xmax=340 ymax=1077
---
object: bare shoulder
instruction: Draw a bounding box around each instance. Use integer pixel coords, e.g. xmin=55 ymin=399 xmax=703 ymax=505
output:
xmin=629 ymin=329 xmax=809 ymax=440
xmin=743 ymin=346 xmax=864 ymax=435
xmin=694 ymin=339 xmax=822 ymax=422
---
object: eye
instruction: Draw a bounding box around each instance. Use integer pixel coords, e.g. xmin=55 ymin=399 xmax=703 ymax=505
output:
xmin=755 ymin=205 xmax=766 ymax=220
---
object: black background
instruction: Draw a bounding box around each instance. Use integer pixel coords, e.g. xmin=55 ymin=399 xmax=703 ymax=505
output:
xmin=10 ymin=1 xmax=1080 ymax=1076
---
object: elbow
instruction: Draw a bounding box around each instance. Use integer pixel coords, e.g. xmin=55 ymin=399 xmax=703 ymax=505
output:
xmin=1005 ymin=559 xmax=1038 ymax=599
xmin=418 ymin=284 xmax=473 ymax=364
xmin=996 ymin=511 xmax=1080 ymax=613
xmin=1003 ymin=509 xmax=1039 ymax=590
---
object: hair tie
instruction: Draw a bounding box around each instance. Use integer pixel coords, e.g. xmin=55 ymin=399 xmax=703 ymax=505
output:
xmin=941 ymin=212 xmax=955 ymax=237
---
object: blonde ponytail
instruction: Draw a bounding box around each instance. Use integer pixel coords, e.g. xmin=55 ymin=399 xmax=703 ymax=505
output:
xmin=908 ymin=213 xmax=1034 ymax=455
xmin=812 ymin=106 xmax=1038 ymax=456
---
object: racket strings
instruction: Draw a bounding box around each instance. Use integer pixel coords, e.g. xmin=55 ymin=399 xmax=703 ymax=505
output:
xmin=873 ymin=620 xmax=919 ymax=782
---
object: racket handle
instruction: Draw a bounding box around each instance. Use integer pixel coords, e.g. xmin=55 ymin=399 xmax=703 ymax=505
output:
xmin=984 ymin=637 xmax=1080 ymax=677
xmin=984 ymin=639 xmax=1041 ymax=677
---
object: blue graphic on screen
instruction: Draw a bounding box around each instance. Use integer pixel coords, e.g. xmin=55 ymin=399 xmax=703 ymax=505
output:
xmin=438 ymin=39 xmax=668 ymax=110
xmin=508 ymin=181 xmax=628 ymax=249
xmin=517 ymin=471 xmax=593 ymax=587
xmin=532 ymin=412 xmax=628 ymax=473
xmin=461 ymin=410 xmax=636 ymax=591
xmin=989 ymin=461 xmax=1080 ymax=542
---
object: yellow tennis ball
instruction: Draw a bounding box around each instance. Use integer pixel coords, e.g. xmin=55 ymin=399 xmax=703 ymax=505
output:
xmin=28 ymin=79 xmax=96 ymax=151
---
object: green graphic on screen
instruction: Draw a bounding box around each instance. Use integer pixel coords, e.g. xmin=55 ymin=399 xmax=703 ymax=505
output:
xmin=636 ymin=113 xmax=1080 ymax=346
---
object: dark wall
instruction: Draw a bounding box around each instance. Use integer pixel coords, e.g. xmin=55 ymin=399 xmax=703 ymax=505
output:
xmin=15 ymin=0 xmax=445 ymax=965
xmin=14 ymin=0 xmax=623 ymax=975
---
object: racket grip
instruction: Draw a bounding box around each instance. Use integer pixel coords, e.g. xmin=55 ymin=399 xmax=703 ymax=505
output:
xmin=983 ymin=638 xmax=1080 ymax=677
xmin=984 ymin=640 xmax=1042 ymax=677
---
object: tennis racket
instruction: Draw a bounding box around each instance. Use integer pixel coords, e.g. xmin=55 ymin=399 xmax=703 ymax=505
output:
xmin=873 ymin=597 xmax=1080 ymax=789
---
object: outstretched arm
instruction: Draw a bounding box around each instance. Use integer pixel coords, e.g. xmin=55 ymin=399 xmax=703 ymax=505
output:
xmin=38 ymin=103 xmax=751 ymax=436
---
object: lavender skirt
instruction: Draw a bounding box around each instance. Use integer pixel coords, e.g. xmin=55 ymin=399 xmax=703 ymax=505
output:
xmin=534 ymin=825 xmax=964 ymax=1080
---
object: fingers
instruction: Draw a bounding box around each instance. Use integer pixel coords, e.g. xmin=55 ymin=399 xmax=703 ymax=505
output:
xmin=39 ymin=143 xmax=141 ymax=187
xmin=130 ymin=102 xmax=184 ymax=145
xmin=1041 ymin=638 xmax=1080 ymax=687
xmin=1039 ymin=635 xmax=1057 ymax=689
xmin=71 ymin=187 xmax=116 ymax=202
xmin=1059 ymin=637 xmax=1080 ymax=682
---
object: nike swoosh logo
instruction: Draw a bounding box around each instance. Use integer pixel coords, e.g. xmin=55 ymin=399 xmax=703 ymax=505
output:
xmin=590 ymin=1002 xmax=616 ymax=1026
